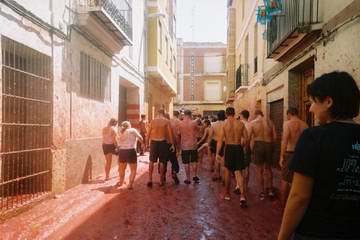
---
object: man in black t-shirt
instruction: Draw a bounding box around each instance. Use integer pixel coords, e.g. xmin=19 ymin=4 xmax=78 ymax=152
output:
xmin=278 ymin=71 xmax=360 ymax=240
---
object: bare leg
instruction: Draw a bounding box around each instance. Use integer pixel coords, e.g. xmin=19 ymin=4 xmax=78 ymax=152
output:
xmin=256 ymin=164 xmax=265 ymax=193
xmin=242 ymin=167 xmax=250 ymax=195
xmin=148 ymin=162 xmax=154 ymax=182
xmin=210 ymin=154 xmax=215 ymax=172
xmin=235 ymin=171 xmax=242 ymax=189
xmin=104 ymin=154 xmax=112 ymax=180
xmin=159 ymin=162 xmax=166 ymax=185
xmin=198 ymin=151 xmax=203 ymax=166
xmin=265 ymin=164 xmax=274 ymax=189
xmin=185 ymin=163 xmax=191 ymax=181
xmin=128 ymin=163 xmax=137 ymax=189
xmin=222 ymin=168 xmax=231 ymax=200
xmin=263 ymin=163 xmax=275 ymax=198
xmin=193 ymin=162 xmax=198 ymax=177
xmin=118 ymin=162 xmax=126 ymax=186
xmin=235 ymin=170 xmax=245 ymax=196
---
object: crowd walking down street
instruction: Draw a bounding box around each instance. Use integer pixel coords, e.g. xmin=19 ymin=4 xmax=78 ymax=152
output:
xmin=1 ymin=0 xmax=360 ymax=238
xmin=1 ymin=71 xmax=360 ymax=240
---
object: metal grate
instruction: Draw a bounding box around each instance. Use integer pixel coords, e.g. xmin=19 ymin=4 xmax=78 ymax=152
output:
xmin=0 ymin=36 xmax=52 ymax=214
xmin=266 ymin=0 xmax=320 ymax=57
xmin=80 ymin=0 xmax=133 ymax=40
xmin=80 ymin=52 xmax=111 ymax=101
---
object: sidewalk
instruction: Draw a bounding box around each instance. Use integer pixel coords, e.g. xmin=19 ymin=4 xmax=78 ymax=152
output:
xmin=0 ymin=154 xmax=151 ymax=240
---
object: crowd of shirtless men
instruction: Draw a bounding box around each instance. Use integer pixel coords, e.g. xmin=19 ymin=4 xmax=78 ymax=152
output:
xmin=140 ymin=106 xmax=307 ymax=208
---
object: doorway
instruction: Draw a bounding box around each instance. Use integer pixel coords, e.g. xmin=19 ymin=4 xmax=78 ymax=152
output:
xmin=119 ymin=85 xmax=127 ymax=124
xmin=300 ymin=68 xmax=315 ymax=127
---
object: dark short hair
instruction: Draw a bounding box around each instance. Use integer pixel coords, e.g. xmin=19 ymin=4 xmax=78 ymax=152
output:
xmin=217 ymin=110 xmax=226 ymax=121
xmin=307 ymin=71 xmax=360 ymax=119
xmin=226 ymin=107 xmax=235 ymax=116
xmin=287 ymin=107 xmax=299 ymax=116
xmin=173 ymin=111 xmax=180 ymax=117
xmin=141 ymin=114 xmax=146 ymax=119
xmin=204 ymin=119 xmax=211 ymax=126
xmin=255 ymin=110 xmax=264 ymax=117
xmin=240 ymin=110 xmax=250 ymax=120
xmin=184 ymin=109 xmax=192 ymax=116
xmin=158 ymin=109 xmax=165 ymax=116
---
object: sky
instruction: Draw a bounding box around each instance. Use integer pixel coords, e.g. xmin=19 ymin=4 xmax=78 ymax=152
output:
xmin=176 ymin=0 xmax=227 ymax=43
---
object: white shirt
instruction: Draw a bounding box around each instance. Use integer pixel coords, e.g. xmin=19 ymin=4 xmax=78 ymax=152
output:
xmin=118 ymin=128 xmax=141 ymax=149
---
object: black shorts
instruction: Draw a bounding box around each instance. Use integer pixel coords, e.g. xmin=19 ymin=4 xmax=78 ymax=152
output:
xmin=253 ymin=141 xmax=273 ymax=165
xmin=118 ymin=149 xmax=137 ymax=164
xmin=149 ymin=140 xmax=168 ymax=163
xmin=210 ymin=139 xmax=224 ymax=156
xmin=102 ymin=144 xmax=115 ymax=155
xmin=181 ymin=150 xmax=198 ymax=164
xmin=224 ymin=144 xmax=245 ymax=172
xmin=167 ymin=144 xmax=177 ymax=163
xmin=281 ymin=151 xmax=294 ymax=183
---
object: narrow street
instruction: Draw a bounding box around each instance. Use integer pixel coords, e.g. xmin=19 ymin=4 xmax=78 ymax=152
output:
xmin=48 ymin=155 xmax=282 ymax=240
xmin=1 ymin=154 xmax=282 ymax=240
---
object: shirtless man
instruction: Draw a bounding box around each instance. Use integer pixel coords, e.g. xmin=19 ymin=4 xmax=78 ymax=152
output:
xmin=168 ymin=111 xmax=181 ymax=184
xmin=147 ymin=109 xmax=175 ymax=187
xmin=197 ymin=119 xmax=212 ymax=160
xmin=248 ymin=110 xmax=277 ymax=200
xmin=178 ymin=110 xmax=200 ymax=184
xmin=210 ymin=110 xmax=226 ymax=181
xmin=279 ymin=107 xmax=308 ymax=207
xmin=236 ymin=110 xmax=251 ymax=195
xmin=217 ymin=107 xmax=248 ymax=207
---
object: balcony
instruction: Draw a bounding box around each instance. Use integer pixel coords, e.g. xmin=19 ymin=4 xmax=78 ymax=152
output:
xmin=267 ymin=0 xmax=321 ymax=59
xmin=76 ymin=0 xmax=132 ymax=54
xmin=235 ymin=64 xmax=249 ymax=92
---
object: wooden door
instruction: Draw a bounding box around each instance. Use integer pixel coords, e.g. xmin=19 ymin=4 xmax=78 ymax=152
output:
xmin=300 ymin=69 xmax=315 ymax=127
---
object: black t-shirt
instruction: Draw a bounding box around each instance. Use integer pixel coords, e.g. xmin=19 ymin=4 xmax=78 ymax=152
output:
xmin=290 ymin=122 xmax=360 ymax=238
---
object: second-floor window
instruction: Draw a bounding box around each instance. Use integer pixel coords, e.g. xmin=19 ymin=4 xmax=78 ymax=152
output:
xmin=204 ymin=54 xmax=224 ymax=73
xmin=204 ymin=80 xmax=221 ymax=101
xmin=80 ymin=52 xmax=111 ymax=101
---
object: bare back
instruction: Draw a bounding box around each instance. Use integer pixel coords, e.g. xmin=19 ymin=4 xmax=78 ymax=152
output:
xmin=170 ymin=118 xmax=181 ymax=145
xmin=212 ymin=121 xmax=225 ymax=141
xmin=148 ymin=118 xmax=170 ymax=141
xmin=251 ymin=117 xmax=276 ymax=143
xmin=223 ymin=119 xmax=247 ymax=145
xmin=284 ymin=118 xmax=308 ymax=151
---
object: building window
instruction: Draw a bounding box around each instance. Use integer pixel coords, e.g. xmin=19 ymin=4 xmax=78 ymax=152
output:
xmin=158 ymin=21 xmax=162 ymax=53
xmin=204 ymin=53 xmax=224 ymax=73
xmin=204 ymin=80 xmax=221 ymax=101
xmin=80 ymin=52 xmax=111 ymax=101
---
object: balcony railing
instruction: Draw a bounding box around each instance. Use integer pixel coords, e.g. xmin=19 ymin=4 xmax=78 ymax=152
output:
xmin=267 ymin=0 xmax=320 ymax=57
xmin=235 ymin=64 xmax=249 ymax=90
xmin=79 ymin=0 xmax=132 ymax=41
